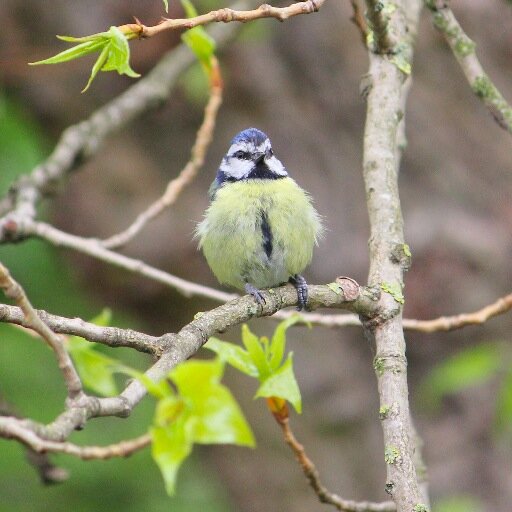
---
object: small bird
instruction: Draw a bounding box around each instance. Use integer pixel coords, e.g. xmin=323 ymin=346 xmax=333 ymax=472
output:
xmin=196 ymin=128 xmax=323 ymax=310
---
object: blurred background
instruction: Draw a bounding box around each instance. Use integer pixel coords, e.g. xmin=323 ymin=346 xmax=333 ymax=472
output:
xmin=1 ymin=0 xmax=511 ymax=511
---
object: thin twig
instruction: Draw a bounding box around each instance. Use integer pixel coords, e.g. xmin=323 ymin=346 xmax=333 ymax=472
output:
xmin=403 ymin=293 xmax=512 ymax=333
xmin=0 ymin=262 xmax=84 ymax=400
xmin=426 ymin=1 xmax=512 ymax=133
xmin=121 ymin=0 xmax=325 ymax=39
xmin=0 ymin=0 xmax=260 ymax=233
xmin=102 ymin=59 xmax=223 ymax=249
xmin=0 ymin=416 xmax=150 ymax=460
xmin=273 ymin=413 xmax=395 ymax=512
xmin=0 ymin=393 xmax=69 ymax=484
xmin=349 ymin=0 xmax=368 ymax=45
xmin=26 ymin=220 xmax=236 ymax=303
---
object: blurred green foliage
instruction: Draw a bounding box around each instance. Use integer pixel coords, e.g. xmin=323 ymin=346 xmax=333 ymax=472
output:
xmin=420 ymin=341 xmax=512 ymax=434
xmin=0 ymin=95 xmax=234 ymax=511
xmin=434 ymin=495 xmax=483 ymax=512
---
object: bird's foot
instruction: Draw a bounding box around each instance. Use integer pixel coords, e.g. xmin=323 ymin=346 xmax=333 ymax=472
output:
xmin=245 ymin=283 xmax=266 ymax=306
xmin=289 ymin=274 xmax=308 ymax=311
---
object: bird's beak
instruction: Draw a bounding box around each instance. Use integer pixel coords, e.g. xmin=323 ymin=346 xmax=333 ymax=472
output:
xmin=254 ymin=152 xmax=265 ymax=164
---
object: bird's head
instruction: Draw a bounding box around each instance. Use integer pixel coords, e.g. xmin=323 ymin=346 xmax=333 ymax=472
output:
xmin=218 ymin=128 xmax=288 ymax=181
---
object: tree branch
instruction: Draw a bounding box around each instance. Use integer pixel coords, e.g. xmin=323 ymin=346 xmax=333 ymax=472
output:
xmin=403 ymin=292 xmax=512 ymax=333
xmin=273 ymin=412 xmax=396 ymax=512
xmin=0 ymin=262 xmax=84 ymax=401
xmin=0 ymin=0 xmax=259 ymax=237
xmin=0 ymin=393 xmax=69 ymax=484
xmin=426 ymin=0 xmax=512 ymax=133
xmin=25 ymin=220 xmax=236 ymax=303
xmin=361 ymin=1 xmax=425 ymax=511
xmin=3 ymin=290 xmax=510 ymax=351
xmin=1 ymin=278 xmax=375 ymax=443
xmin=125 ymin=0 xmax=325 ymax=39
xmin=102 ymin=58 xmax=223 ymax=249
xmin=0 ymin=416 xmax=150 ymax=460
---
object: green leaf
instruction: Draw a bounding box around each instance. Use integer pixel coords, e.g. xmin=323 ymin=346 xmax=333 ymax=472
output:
xmin=170 ymin=359 xmax=255 ymax=446
xmin=116 ymin=364 xmax=173 ymax=399
xmin=241 ymin=324 xmax=270 ymax=379
xmin=82 ymin=44 xmax=109 ymax=92
xmin=154 ymin=395 xmax=186 ymax=428
xmin=66 ymin=308 xmax=117 ymax=396
xmin=180 ymin=0 xmax=216 ymax=71
xmin=495 ymin=369 xmax=512 ymax=433
xmin=269 ymin=315 xmax=305 ymax=371
xmin=30 ymin=26 xmax=139 ymax=92
xmin=255 ymin=352 xmax=302 ymax=413
xmin=57 ymin=33 xmax=108 ymax=43
xmin=101 ymin=26 xmax=140 ymax=78
xmin=205 ymin=337 xmax=258 ymax=377
xmin=162 ymin=0 xmax=169 ymax=12
xmin=29 ymin=39 xmax=105 ymax=66
xmin=151 ymin=416 xmax=193 ymax=495
xmin=420 ymin=343 xmax=502 ymax=409
xmin=68 ymin=343 xmax=119 ymax=396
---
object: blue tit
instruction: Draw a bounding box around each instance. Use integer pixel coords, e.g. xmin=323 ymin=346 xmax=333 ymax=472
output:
xmin=196 ymin=128 xmax=323 ymax=310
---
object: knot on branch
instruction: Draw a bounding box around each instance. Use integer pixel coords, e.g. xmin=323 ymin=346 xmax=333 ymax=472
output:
xmin=213 ymin=8 xmax=238 ymax=23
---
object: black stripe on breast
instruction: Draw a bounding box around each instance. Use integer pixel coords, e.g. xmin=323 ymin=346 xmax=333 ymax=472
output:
xmin=260 ymin=210 xmax=273 ymax=260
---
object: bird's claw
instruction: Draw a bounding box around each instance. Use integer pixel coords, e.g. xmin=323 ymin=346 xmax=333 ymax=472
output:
xmin=245 ymin=283 xmax=266 ymax=306
xmin=289 ymin=274 xmax=308 ymax=311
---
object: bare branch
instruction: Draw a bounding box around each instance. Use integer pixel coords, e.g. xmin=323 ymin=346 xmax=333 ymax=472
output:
xmin=0 ymin=416 xmax=150 ymax=460
xmin=426 ymin=1 xmax=512 ymax=133
xmin=4 ymin=289 xmax=510 ymax=350
xmin=0 ymin=0 xmax=259 ymax=237
xmin=403 ymin=293 xmax=512 ymax=333
xmin=0 ymin=262 xmax=83 ymax=400
xmin=349 ymin=0 xmax=368 ymax=45
xmin=129 ymin=0 xmax=325 ymax=39
xmin=0 ymin=393 xmax=69 ymax=484
xmin=25 ymin=220 xmax=236 ymax=303
xmin=273 ymin=412 xmax=395 ymax=512
xmin=0 ymin=302 xmax=164 ymax=354
xmin=102 ymin=58 xmax=223 ymax=250
xmin=1 ymin=278 xmax=376 ymax=443
xmin=361 ymin=0 xmax=425 ymax=510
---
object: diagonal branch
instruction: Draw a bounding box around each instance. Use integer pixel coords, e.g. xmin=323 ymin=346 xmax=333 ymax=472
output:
xmin=102 ymin=58 xmax=223 ymax=250
xmin=0 ymin=262 xmax=84 ymax=401
xmin=0 ymin=0 xmax=259 ymax=237
xmin=0 ymin=393 xmax=69 ymax=484
xmin=26 ymin=220 xmax=236 ymax=303
xmin=0 ymin=416 xmax=150 ymax=460
xmin=273 ymin=411 xmax=395 ymax=512
xmin=426 ymin=1 xmax=512 ymax=133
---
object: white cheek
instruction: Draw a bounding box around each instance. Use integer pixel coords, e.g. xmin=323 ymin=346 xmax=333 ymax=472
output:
xmin=266 ymin=156 xmax=287 ymax=176
xmin=220 ymin=158 xmax=253 ymax=179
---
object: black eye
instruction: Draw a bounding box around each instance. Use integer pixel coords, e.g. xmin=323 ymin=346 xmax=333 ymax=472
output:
xmin=268 ymin=148 xmax=273 ymax=156
xmin=233 ymin=150 xmax=250 ymax=159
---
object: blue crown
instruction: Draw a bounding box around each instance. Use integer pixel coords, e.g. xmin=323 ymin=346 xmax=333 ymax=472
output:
xmin=230 ymin=128 xmax=268 ymax=146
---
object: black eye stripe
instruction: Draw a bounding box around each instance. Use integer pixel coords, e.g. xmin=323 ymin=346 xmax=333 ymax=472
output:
xmin=232 ymin=150 xmax=251 ymax=160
